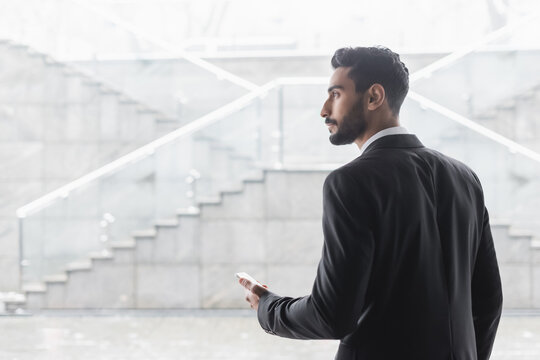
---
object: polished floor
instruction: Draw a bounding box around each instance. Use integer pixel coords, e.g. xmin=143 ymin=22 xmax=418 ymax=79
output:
xmin=0 ymin=311 xmax=538 ymax=359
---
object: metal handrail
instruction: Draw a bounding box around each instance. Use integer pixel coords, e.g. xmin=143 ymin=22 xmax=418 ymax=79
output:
xmin=16 ymin=75 xmax=540 ymax=218
xmin=409 ymin=12 xmax=539 ymax=83
xmin=408 ymin=91 xmax=540 ymax=163
xmin=15 ymin=10 xmax=540 ymax=218
xmin=16 ymin=80 xmax=276 ymax=218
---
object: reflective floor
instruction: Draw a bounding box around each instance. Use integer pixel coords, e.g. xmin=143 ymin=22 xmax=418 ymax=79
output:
xmin=0 ymin=311 xmax=538 ymax=359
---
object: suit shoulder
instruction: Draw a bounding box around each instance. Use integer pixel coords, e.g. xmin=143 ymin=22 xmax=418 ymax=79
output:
xmin=324 ymin=160 xmax=372 ymax=190
xmin=421 ymin=147 xmax=483 ymax=187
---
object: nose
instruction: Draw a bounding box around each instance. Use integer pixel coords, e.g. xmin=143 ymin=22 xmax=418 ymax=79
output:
xmin=320 ymin=99 xmax=329 ymax=118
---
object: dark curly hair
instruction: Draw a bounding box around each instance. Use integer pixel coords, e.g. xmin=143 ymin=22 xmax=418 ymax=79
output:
xmin=331 ymin=46 xmax=409 ymax=115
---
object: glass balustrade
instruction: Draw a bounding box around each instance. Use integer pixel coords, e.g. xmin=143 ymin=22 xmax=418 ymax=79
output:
xmin=18 ymin=63 xmax=540 ymax=287
xmin=411 ymin=18 xmax=540 ymax=129
xmin=19 ymin=95 xmax=271 ymax=285
xmin=402 ymin=98 xmax=540 ymax=235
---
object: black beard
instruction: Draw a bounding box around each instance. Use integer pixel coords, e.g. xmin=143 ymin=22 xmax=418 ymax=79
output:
xmin=328 ymin=101 xmax=367 ymax=145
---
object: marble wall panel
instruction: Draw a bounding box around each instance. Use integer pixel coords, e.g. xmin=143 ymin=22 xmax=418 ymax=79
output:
xmin=0 ymin=220 xmax=19 ymax=257
xmin=201 ymin=263 xmax=264 ymax=309
xmin=99 ymin=93 xmax=120 ymax=140
xmin=44 ymin=282 xmax=66 ymax=308
xmin=136 ymin=264 xmax=199 ymax=308
xmin=146 ymin=224 xmax=198 ymax=264
xmin=493 ymin=236 xmax=533 ymax=264
xmin=42 ymin=143 xmax=101 ymax=180
xmin=267 ymin=264 xmax=318 ymax=298
xmin=25 ymin=292 xmax=45 ymax=310
xmin=499 ymin=264 xmax=532 ymax=308
xmin=0 ymin=114 xmax=18 ymax=140
xmin=265 ymin=171 xmax=327 ymax=220
xmin=42 ymin=219 xmax=101 ymax=260
xmin=154 ymin=140 xmax=194 ymax=181
xmin=0 ymin=142 xmax=43 ymax=180
xmin=201 ymin=183 xmax=265 ymax=220
xmin=0 ymin=181 xmax=42 ymax=216
xmin=266 ymin=219 xmax=323 ymax=265
xmin=14 ymin=105 xmax=45 ymax=141
xmin=63 ymin=103 xmax=101 ymax=141
xmin=41 ymin=65 xmax=67 ymax=104
xmin=199 ymin=219 xmax=265 ymax=264
xmin=117 ymin=103 xmax=139 ymax=141
xmin=533 ymin=265 xmax=540 ymax=308
xmin=112 ymin=247 xmax=135 ymax=265
xmin=0 ymin=256 xmax=19 ymax=291
xmin=64 ymin=263 xmax=135 ymax=309
xmin=100 ymin=180 xmax=156 ymax=219
xmin=154 ymin=181 xmax=192 ymax=218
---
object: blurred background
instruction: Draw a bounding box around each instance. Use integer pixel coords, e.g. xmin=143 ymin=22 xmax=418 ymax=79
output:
xmin=0 ymin=0 xmax=539 ymax=358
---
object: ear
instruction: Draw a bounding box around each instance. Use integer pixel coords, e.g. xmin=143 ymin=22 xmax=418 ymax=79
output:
xmin=366 ymin=84 xmax=385 ymax=111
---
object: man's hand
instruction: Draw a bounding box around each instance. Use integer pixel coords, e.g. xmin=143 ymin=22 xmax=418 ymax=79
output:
xmin=238 ymin=276 xmax=269 ymax=310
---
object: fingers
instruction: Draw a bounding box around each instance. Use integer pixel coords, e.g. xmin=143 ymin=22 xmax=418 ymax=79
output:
xmin=238 ymin=277 xmax=253 ymax=291
xmin=244 ymin=289 xmax=259 ymax=310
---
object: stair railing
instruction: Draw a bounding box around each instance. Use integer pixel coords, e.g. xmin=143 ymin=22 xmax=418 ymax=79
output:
xmin=15 ymin=11 xmax=540 ymax=288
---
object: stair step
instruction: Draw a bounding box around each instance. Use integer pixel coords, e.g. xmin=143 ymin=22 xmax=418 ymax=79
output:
xmin=221 ymin=187 xmax=244 ymax=195
xmin=99 ymin=87 xmax=120 ymax=95
xmin=490 ymin=220 xmax=511 ymax=227
xmin=516 ymin=90 xmax=536 ymax=100
xmin=137 ymin=108 xmax=159 ymax=115
xmin=27 ymin=51 xmax=46 ymax=59
xmin=89 ymin=250 xmax=114 ymax=260
xmin=198 ymin=196 xmax=222 ymax=205
xmin=243 ymin=176 xmax=265 ymax=183
xmin=83 ymin=80 xmax=100 ymax=87
xmin=474 ymin=110 xmax=497 ymax=118
xmin=155 ymin=117 xmax=179 ymax=123
xmin=154 ymin=219 xmax=179 ymax=227
xmin=508 ymin=230 xmax=534 ymax=238
xmin=66 ymin=260 xmax=92 ymax=272
xmin=193 ymin=135 xmax=215 ymax=142
xmin=110 ymin=240 xmax=136 ymax=249
xmin=44 ymin=59 xmax=64 ymax=67
xmin=499 ymin=100 xmax=516 ymax=109
xmin=210 ymin=145 xmax=234 ymax=151
xmin=0 ymin=292 xmax=26 ymax=303
xmin=22 ymin=283 xmax=46 ymax=293
xmin=44 ymin=274 xmax=68 ymax=283
xmin=176 ymin=207 xmax=201 ymax=216
xmin=132 ymin=229 xmax=157 ymax=238
xmin=230 ymin=154 xmax=253 ymax=160
xmin=118 ymin=96 xmax=138 ymax=104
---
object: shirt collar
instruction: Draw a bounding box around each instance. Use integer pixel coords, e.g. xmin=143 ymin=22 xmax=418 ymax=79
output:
xmin=359 ymin=126 xmax=410 ymax=156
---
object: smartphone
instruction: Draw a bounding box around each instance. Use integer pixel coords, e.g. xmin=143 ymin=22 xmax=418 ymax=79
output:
xmin=235 ymin=272 xmax=263 ymax=287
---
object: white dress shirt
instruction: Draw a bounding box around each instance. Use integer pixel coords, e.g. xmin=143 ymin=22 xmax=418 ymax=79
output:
xmin=359 ymin=126 xmax=410 ymax=156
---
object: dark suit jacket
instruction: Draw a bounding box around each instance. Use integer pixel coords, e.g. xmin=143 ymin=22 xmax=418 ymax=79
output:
xmin=257 ymin=134 xmax=503 ymax=360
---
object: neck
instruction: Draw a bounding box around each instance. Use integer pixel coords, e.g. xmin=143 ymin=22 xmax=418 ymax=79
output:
xmin=354 ymin=118 xmax=400 ymax=150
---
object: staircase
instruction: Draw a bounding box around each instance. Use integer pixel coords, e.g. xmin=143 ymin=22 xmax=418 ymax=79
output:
xmin=2 ymin=43 xmax=540 ymax=312
xmin=5 ymin=169 xmax=327 ymax=311
xmin=473 ymin=83 xmax=540 ymax=153
xmin=0 ymin=39 xmax=182 ymax=291
xmin=3 ymin=167 xmax=540 ymax=312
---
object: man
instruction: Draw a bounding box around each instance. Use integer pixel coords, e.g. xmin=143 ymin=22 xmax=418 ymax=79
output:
xmin=238 ymin=46 xmax=503 ymax=360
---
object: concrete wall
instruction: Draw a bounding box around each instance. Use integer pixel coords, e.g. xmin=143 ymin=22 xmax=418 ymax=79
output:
xmin=19 ymin=170 xmax=540 ymax=310
xmin=0 ymin=42 xmax=163 ymax=291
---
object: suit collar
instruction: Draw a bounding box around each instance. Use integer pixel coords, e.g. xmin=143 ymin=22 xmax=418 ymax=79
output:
xmin=361 ymin=134 xmax=424 ymax=156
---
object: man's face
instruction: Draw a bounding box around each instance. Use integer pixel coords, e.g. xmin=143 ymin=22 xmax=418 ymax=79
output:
xmin=320 ymin=67 xmax=367 ymax=145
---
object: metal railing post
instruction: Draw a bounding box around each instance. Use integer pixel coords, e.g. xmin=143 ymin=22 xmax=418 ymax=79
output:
xmin=278 ymin=84 xmax=284 ymax=167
